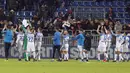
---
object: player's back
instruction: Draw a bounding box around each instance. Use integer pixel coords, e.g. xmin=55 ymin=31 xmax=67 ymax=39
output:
xmin=17 ymin=32 xmax=24 ymax=42
xmin=99 ymin=33 xmax=106 ymax=42
xmin=63 ymin=34 xmax=69 ymax=45
xmin=36 ymin=32 xmax=43 ymax=42
xmin=27 ymin=33 xmax=35 ymax=43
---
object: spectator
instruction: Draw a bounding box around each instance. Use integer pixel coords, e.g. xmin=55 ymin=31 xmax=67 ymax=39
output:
xmin=0 ymin=8 xmax=6 ymax=21
xmin=114 ymin=21 xmax=122 ymax=32
xmin=105 ymin=7 xmax=116 ymax=21
xmin=0 ymin=21 xmax=4 ymax=39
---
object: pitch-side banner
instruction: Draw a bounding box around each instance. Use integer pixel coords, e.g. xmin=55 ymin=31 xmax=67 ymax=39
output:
xmin=0 ymin=45 xmax=120 ymax=59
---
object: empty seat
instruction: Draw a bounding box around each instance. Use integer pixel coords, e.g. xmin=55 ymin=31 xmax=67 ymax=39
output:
xmin=113 ymin=8 xmax=117 ymax=12
xmin=72 ymin=2 xmax=78 ymax=6
xmin=91 ymin=2 xmax=98 ymax=6
xmin=99 ymin=2 xmax=106 ymax=7
xmin=118 ymin=1 xmax=125 ymax=7
xmin=78 ymin=2 xmax=85 ymax=6
xmin=97 ymin=8 xmax=105 ymax=12
xmin=84 ymin=2 xmax=92 ymax=6
xmin=117 ymin=8 xmax=125 ymax=12
xmin=106 ymin=2 xmax=112 ymax=7
xmin=25 ymin=11 xmax=31 ymax=17
xmin=112 ymin=1 xmax=118 ymax=7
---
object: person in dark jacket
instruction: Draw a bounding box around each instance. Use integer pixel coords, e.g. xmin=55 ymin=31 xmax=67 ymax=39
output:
xmin=83 ymin=32 xmax=92 ymax=62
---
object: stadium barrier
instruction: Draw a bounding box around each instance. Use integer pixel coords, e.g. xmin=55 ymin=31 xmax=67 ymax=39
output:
xmin=0 ymin=34 xmax=129 ymax=59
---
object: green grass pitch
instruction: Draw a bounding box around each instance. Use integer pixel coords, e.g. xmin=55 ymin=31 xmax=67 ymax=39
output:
xmin=0 ymin=59 xmax=130 ymax=73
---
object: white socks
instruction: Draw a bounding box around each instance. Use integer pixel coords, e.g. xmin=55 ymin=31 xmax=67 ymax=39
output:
xmin=32 ymin=51 xmax=36 ymax=59
xmin=64 ymin=53 xmax=69 ymax=60
xmin=79 ymin=52 xmax=83 ymax=60
xmin=86 ymin=53 xmax=89 ymax=60
xmin=114 ymin=54 xmax=117 ymax=61
xmin=104 ymin=53 xmax=108 ymax=60
xmin=97 ymin=53 xmax=100 ymax=60
xmin=119 ymin=53 xmax=123 ymax=61
xmin=83 ymin=52 xmax=86 ymax=59
xmin=123 ymin=54 xmax=129 ymax=60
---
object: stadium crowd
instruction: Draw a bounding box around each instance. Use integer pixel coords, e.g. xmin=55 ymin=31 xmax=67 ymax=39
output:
xmin=0 ymin=0 xmax=130 ymax=38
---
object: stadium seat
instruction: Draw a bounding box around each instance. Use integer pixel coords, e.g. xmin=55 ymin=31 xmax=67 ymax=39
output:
xmin=25 ymin=11 xmax=31 ymax=17
xmin=97 ymin=8 xmax=105 ymax=12
xmin=117 ymin=8 xmax=125 ymax=12
xmin=98 ymin=2 xmax=105 ymax=7
xmin=113 ymin=8 xmax=117 ymax=12
xmin=118 ymin=1 xmax=125 ymax=7
xmin=91 ymin=2 xmax=98 ymax=7
xmin=106 ymin=2 xmax=112 ymax=7
xmin=84 ymin=8 xmax=91 ymax=12
xmin=84 ymin=2 xmax=92 ymax=6
xmin=112 ymin=1 xmax=118 ymax=7
xmin=78 ymin=2 xmax=85 ymax=6
xmin=125 ymin=14 xmax=130 ymax=18
xmin=72 ymin=2 xmax=78 ymax=6
xmin=0 ymin=5 xmax=4 ymax=9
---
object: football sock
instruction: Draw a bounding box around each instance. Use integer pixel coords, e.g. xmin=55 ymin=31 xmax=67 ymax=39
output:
xmin=114 ymin=54 xmax=117 ymax=61
xmin=86 ymin=53 xmax=89 ymax=60
xmin=104 ymin=53 xmax=108 ymax=60
xmin=97 ymin=53 xmax=100 ymax=60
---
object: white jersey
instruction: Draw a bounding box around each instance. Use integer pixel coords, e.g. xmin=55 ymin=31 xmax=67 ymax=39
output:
xmin=106 ymin=34 xmax=112 ymax=42
xmin=115 ymin=34 xmax=124 ymax=45
xmin=16 ymin=32 xmax=24 ymax=44
xmin=35 ymin=32 xmax=43 ymax=42
xmin=63 ymin=34 xmax=69 ymax=45
xmin=99 ymin=33 xmax=106 ymax=42
xmin=27 ymin=33 xmax=35 ymax=43
xmin=123 ymin=36 xmax=129 ymax=46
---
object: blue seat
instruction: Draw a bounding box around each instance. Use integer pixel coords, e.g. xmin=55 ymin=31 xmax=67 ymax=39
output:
xmin=97 ymin=8 xmax=105 ymax=12
xmin=125 ymin=19 xmax=130 ymax=24
xmin=91 ymin=8 xmax=97 ymax=12
xmin=25 ymin=11 xmax=31 ymax=17
xmin=78 ymin=2 xmax=84 ymax=6
xmin=113 ymin=8 xmax=117 ymax=12
xmin=84 ymin=2 xmax=91 ymax=6
xmin=98 ymin=2 xmax=105 ymax=6
xmin=118 ymin=13 xmax=124 ymax=18
xmin=118 ymin=1 xmax=125 ymax=7
xmin=120 ymin=19 xmax=125 ymax=24
xmin=91 ymin=2 xmax=98 ymax=6
xmin=112 ymin=1 xmax=118 ymax=7
xmin=30 ymin=11 xmax=35 ymax=16
xmin=125 ymin=14 xmax=130 ymax=18
xmin=0 ymin=5 xmax=4 ymax=9
xmin=72 ymin=2 xmax=78 ymax=6
xmin=117 ymin=8 xmax=125 ymax=12
xmin=106 ymin=2 xmax=112 ymax=7
xmin=84 ymin=8 xmax=91 ymax=12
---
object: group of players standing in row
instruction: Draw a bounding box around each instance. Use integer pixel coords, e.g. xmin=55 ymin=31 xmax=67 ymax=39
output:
xmin=2 ymin=22 xmax=130 ymax=62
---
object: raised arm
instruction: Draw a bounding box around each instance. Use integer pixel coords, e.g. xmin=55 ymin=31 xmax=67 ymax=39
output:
xmin=97 ymin=25 xmax=101 ymax=34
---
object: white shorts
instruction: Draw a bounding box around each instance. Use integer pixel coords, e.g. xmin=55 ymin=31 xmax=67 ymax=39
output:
xmin=35 ymin=42 xmax=42 ymax=50
xmin=121 ymin=45 xmax=129 ymax=52
xmin=27 ymin=42 xmax=35 ymax=52
xmin=115 ymin=43 xmax=122 ymax=51
xmin=97 ymin=41 xmax=106 ymax=52
xmin=60 ymin=44 xmax=69 ymax=51
xmin=77 ymin=45 xmax=83 ymax=52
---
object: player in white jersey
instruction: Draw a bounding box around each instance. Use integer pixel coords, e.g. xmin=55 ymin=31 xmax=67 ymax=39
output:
xmin=26 ymin=27 xmax=36 ymax=61
xmin=60 ymin=30 xmax=69 ymax=61
xmin=122 ymin=33 xmax=129 ymax=62
xmin=35 ymin=27 xmax=43 ymax=61
xmin=16 ymin=28 xmax=24 ymax=61
xmin=105 ymin=29 xmax=112 ymax=61
xmin=97 ymin=25 xmax=108 ymax=62
xmin=111 ymin=30 xmax=124 ymax=62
